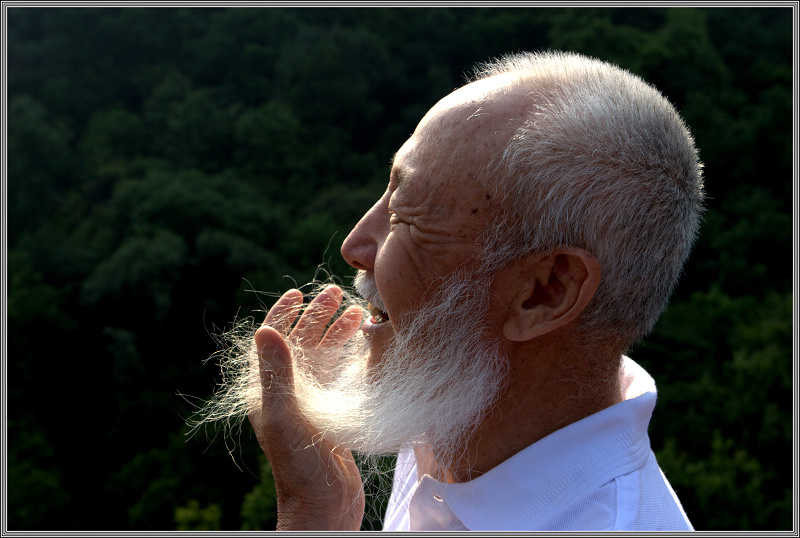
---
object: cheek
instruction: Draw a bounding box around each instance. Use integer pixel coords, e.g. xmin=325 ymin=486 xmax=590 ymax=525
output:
xmin=375 ymin=236 xmax=425 ymax=310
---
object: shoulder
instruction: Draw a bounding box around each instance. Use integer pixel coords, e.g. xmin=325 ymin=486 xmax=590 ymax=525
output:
xmin=536 ymin=451 xmax=693 ymax=530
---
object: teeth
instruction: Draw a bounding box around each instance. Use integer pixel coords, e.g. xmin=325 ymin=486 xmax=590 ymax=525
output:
xmin=368 ymin=302 xmax=389 ymax=323
xmin=368 ymin=302 xmax=379 ymax=316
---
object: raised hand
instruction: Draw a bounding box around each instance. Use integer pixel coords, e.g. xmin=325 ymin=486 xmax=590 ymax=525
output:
xmin=248 ymin=286 xmax=365 ymax=530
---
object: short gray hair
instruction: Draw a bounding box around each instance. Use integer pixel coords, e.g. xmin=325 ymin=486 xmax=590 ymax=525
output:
xmin=473 ymin=51 xmax=705 ymax=346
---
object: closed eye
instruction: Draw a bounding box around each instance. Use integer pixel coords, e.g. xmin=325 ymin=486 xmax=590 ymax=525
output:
xmin=388 ymin=208 xmax=405 ymax=229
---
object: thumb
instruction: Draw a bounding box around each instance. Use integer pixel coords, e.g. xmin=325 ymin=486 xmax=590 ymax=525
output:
xmin=250 ymin=324 xmax=323 ymax=467
xmin=253 ymin=325 xmax=298 ymax=419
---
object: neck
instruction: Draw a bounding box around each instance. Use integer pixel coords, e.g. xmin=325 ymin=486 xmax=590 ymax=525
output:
xmin=439 ymin=331 xmax=623 ymax=483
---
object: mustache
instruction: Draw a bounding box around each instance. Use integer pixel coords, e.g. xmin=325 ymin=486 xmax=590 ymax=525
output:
xmin=353 ymin=270 xmax=386 ymax=312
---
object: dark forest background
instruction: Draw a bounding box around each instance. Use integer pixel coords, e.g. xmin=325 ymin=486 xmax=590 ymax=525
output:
xmin=5 ymin=6 xmax=794 ymax=531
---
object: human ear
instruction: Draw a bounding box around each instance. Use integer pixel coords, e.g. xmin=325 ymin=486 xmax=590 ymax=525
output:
xmin=501 ymin=247 xmax=601 ymax=342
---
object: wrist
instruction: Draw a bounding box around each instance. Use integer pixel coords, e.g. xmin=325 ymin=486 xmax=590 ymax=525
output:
xmin=276 ymin=494 xmax=363 ymax=531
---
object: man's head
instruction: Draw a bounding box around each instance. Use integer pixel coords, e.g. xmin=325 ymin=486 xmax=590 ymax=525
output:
xmin=344 ymin=50 xmax=704 ymax=365
xmin=199 ymin=51 xmax=703 ymax=477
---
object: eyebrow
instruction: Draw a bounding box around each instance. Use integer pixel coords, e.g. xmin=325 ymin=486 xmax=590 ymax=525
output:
xmin=389 ymin=152 xmax=408 ymax=190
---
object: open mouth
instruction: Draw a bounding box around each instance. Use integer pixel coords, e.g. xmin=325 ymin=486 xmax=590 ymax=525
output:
xmin=368 ymin=302 xmax=390 ymax=324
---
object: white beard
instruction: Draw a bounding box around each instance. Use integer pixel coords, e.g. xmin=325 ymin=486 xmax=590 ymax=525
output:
xmin=191 ymin=268 xmax=508 ymax=480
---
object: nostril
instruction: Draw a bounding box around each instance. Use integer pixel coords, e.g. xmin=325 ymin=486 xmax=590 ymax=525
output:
xmin=342 ymin=244 xmax=374 ymax=271
xmin=349 ymin=259 xmax=370 ymax=271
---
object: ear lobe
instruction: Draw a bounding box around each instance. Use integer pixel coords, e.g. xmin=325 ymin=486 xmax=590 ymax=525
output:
xmin=502 ymin=248 xmax=601 ymax=342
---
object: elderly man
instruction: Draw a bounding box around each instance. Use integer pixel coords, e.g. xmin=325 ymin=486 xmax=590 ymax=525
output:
xmin=202 ymin=51 xmax=703 ymax=530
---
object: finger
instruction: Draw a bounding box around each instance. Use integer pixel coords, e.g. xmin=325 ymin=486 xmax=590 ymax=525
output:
xmin=253 ymin=325 xmax=296 ymax=408
xmin=291 ymin=285 xmax=344 ymax=346
xmin=317 ymin=305 xmax=363 ymax=350
xmin=264 ymin=289 xmax=304 ymax=335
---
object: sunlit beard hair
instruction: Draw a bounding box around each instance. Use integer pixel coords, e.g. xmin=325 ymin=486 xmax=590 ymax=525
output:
xmin=292 ymin=268 xmax=509 ymax=481
xmin=188 ymin=269 xmax=508 ymax=484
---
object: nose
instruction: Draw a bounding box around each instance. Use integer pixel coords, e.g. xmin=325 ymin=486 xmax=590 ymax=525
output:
xmin=341 ymin=191 xmax=389 ymax=271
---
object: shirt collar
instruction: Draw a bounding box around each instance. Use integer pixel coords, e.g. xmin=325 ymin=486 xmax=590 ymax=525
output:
xmin=426 ymin=356 xmax=658 ymax=530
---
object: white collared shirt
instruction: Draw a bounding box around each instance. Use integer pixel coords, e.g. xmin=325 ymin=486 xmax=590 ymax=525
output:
xmin=382 ymin=357 xmax=693 ymax=531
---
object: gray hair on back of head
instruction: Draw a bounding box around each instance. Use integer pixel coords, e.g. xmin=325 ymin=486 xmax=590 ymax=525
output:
xmin=471 ymin=50 xmax=705 ymax=347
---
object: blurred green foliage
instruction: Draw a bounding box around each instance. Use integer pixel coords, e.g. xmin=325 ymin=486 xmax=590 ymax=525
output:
xmin=5 ymin=6 xmax=793 ymax=531
xmin=239 ymin=456 xmax=278 ymax=530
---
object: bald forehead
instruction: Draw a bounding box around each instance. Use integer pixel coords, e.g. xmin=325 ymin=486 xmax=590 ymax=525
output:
xmin=391 ymin=75 xmax=529 ymax=192
xmin=384 ymin=76 xmax=534 ymax=228
xmin=420 ymin=74 xmax=529 ymax=137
